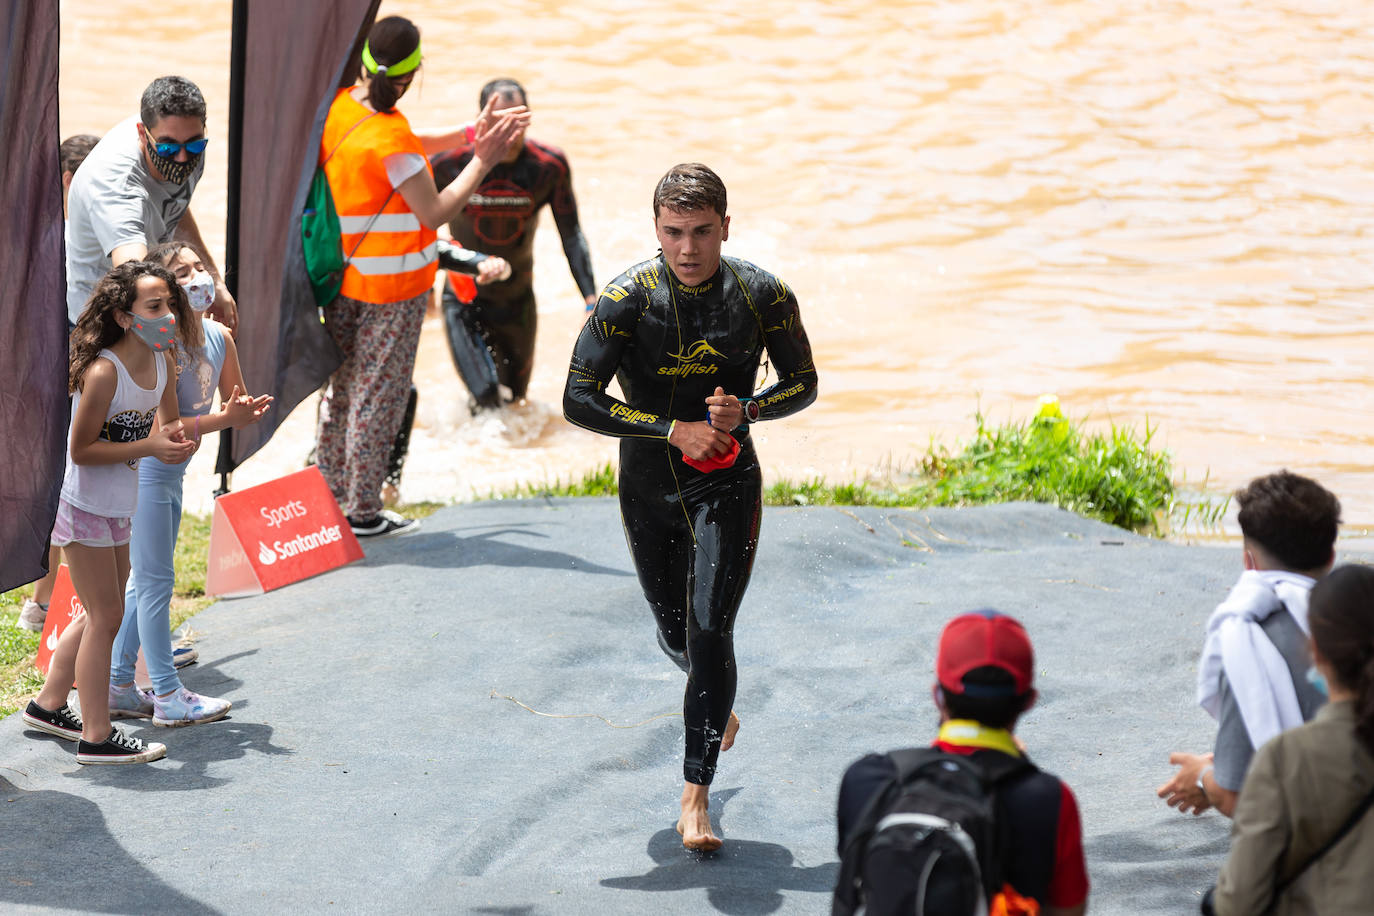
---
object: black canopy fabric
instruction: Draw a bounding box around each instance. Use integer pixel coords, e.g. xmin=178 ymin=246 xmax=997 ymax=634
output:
xmin=224 ymin=0 xmax=380 ymax=469
xmin=0 ymin=1 xmax=64 ymax=593
xmin=0 ymin=1 xmax=379 ymax=592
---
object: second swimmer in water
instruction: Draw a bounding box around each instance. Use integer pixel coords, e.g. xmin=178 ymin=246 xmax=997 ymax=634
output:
xmin=563 ymin=163 xmax=817 ymax=850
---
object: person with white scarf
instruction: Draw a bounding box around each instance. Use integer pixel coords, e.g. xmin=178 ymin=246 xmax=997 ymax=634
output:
xmin=1158 ymin=471 xmax=1339 ymax=818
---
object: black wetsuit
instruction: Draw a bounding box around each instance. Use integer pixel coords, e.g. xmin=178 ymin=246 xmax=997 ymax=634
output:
xmin=563 ymin=254 xmax=817 ymax=785
xmin=431 ymin=138 xmax=596 ymax=404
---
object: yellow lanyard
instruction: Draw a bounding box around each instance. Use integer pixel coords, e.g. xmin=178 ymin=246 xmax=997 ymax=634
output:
xmin=937 ymin=719 xmax=1022 ymax=757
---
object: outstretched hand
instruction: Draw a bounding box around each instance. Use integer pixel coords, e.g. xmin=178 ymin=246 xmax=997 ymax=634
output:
xmin=472 ymin=94 xmax=530 ymax=164
xmin=221 ymin=385 xmax=274 ymax=429
xmin=1157 ymin=751 xmax=1213 ymax=816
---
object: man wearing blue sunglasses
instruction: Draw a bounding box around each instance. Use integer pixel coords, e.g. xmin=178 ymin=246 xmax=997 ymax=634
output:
xmin=66 ymin=76 xmax=237 ymax=334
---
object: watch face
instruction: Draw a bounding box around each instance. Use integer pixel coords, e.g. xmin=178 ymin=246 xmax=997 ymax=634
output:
xmin=746 ymin=400 xmax=760 ymax=422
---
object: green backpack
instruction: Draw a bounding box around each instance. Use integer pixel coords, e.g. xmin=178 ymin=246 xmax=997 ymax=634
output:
xmin=301 ymin=111 xmax=385 ymax=307
xmin=302 ymin=168 xmax=345 ymax=306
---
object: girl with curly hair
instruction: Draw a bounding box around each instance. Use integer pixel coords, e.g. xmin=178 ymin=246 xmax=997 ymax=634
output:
xmin=22 ymin=260 xmax=200 ymax=765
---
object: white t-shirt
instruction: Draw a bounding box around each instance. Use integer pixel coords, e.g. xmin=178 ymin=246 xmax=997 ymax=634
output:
xmin=65 ymin=116 xmax=204 ymax=325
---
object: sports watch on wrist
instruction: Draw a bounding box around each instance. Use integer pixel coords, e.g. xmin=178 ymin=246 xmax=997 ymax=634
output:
xmin=741 ymin=399 xmax=760 ymax=423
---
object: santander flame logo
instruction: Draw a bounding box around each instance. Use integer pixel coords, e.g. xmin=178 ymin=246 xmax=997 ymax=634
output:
xmin=257 ymin=541 xmax=278 ymax=566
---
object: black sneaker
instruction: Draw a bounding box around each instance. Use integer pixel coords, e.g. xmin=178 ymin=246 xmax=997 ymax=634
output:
xmin=349 ymin=509 xmax=421 ymax=539
xmin=76 ymin=726 xmax=166 ymax=765
xmin=22 ymin=700 xmax=84 ymax=741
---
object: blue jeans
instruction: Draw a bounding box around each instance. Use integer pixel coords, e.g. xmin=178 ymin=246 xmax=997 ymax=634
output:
xmin=110 ymin=453 xmax=190 ymax=695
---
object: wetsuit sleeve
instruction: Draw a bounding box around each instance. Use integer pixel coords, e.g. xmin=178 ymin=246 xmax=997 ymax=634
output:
xmin=549 ymin=153 xmax=596 ymax=299
xmin=563 ymin=284 xmax=672 ymax=439
xmin=436 ymin=238 xmax=489 ymax=276
xmin=747 ymin=273 xmax=818 ymax=421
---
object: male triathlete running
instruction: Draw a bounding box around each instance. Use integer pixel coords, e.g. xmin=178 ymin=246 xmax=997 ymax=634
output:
xmin=563 ymin=163 xmax=817 ymax=851
xmin=432 ymin=78 xmax=596 ymax=409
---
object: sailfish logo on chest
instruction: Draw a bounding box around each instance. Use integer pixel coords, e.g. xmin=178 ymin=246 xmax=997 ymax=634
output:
xmin=660 ymin=339 xmax=725 ymax=376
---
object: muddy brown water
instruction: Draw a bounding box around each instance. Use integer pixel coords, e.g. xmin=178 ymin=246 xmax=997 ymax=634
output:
xmin=59 ymin=0 xmax=1374 ymax=539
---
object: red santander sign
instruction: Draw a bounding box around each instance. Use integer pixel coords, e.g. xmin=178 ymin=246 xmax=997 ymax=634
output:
xmin=206 ymin=467 xmax=363 ymax=597
xmin=36 ymin=565 xmax=83 ymax=675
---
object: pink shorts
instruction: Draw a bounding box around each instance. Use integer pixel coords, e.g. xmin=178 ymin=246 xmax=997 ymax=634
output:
xmin=51 ymin=498 xmax=131 ymax=548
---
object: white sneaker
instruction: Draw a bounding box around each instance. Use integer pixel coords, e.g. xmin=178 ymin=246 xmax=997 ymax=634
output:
xmin=152 ymin=687 xmax=232 ymax=727
xmin=17 ymin=598 xmax=47 ymax=632
xmin=109 ymin=684 xmax=155 ymax=719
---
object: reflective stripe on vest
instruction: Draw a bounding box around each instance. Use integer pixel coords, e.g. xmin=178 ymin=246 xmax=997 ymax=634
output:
xmin=338 ymin=212 xmax=422 ymax=234
xmin=350 ymin=243 xmax=438 ymax=276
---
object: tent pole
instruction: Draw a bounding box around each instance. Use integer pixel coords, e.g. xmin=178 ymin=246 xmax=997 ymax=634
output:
xmin=215 ymin=0 xmax=249 ymax=497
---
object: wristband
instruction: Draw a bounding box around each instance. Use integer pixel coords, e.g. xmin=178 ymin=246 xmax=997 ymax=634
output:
xmin=1197 ymin=764 xmax=1214 ymax=801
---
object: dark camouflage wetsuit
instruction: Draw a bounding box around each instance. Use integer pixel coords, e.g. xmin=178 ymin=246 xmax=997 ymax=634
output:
xmin=563 ymin=254 xmax=817 ymax=785
xmin=432 ymin=137 xmax=596 ymax=404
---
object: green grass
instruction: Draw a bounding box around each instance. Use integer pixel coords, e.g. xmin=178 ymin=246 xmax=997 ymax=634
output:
xmin=494 ymin=405 xmax=1220 ymax=536
xmin=486 ymin=463 xmax=619 ymax=499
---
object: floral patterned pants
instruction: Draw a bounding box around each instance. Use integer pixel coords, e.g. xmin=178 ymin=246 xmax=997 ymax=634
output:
xmin=316 ymin=292 xmax=427 ymax=520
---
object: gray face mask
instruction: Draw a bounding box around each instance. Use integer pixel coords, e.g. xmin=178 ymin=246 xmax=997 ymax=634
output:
xmin=126 ymin=309 xmax=178 ymax=352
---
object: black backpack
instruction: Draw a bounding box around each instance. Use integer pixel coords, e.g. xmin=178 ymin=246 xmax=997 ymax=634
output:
xmin=833 ymin=748 xmax=1035 ymax=916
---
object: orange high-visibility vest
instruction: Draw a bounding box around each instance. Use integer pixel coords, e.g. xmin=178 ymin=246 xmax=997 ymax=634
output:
xmin=321 ymin=89 xmax=438 ymax=304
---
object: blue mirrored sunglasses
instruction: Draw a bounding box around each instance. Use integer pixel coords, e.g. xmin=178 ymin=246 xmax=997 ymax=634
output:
xmin=152 ymin=137 xmax=209 ymax=158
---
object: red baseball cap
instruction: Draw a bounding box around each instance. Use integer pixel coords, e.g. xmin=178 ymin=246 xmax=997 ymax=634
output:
xmin=936 ymin=610 xmax=1034 ymax=696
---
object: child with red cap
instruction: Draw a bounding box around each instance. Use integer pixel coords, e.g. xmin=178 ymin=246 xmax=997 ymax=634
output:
xmin=835 ymin=610 xmax=1090 ymax=915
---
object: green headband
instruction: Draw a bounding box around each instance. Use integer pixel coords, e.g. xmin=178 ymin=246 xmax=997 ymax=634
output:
xmin=362 ymin=40 xmax=422 ymax=78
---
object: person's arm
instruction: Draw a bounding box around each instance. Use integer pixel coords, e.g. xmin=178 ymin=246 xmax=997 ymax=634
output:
xmin=70 ymin=356 xmax=193 ymax=466
xmin=397 ymin=97 xmax=529 ymax=230
xmin=174 ymin=207 xmax=238 ymax=335
xmin=1213 ymin=741 xmax=1290 ymax=915
xmin=743 ymin=272 xmax=818 ymax=422
xmin=563 ymin=283 xmax=670 ymax=440
xmin=109 ymin=241 xmax=148 ymax=267
xmin=413 ymin=124 xmax=475 ymax=157
xmin=1044 ymin=782 xmax=1090 ymax=916
xmin=436 ymin=239 xmax=509 ymax=284
xmin=194 ymin=332 xmax=273 ymax=437
xmin=544 ymin=149 xmax=597 ymax=307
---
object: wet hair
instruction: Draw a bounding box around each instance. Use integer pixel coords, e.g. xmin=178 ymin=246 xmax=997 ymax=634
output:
xmin=653 ymin=163 xmax=727 ymax=220
xmin=69 ymin=261 xmax=203 ymax=393
xmin=363 ymin=16 xmax=421 ymax=113
xmin=140 ymin=76 xmax=207 ymax=129
xmin=940 ymin=666 xmax=1033 ymax=730
xmin=1235 ymin=471 xmax=1341 ymax=571
xmin=60 ymin=134 xmax=100 ymax=178
xmin=1307 ymin=565 xmax=1374 ymax=755
xmin=479 ymin=78 xmax=527 ymax=109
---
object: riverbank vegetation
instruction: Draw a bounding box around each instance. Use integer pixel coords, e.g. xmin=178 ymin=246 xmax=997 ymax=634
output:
xmin=0 ymin=404 xmax=1219 ymax=717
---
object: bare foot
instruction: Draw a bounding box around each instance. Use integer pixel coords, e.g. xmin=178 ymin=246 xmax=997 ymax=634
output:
xmin=721 ymin=710 xmax=740 ymax=752
xmin=677 ymin=783 xmax=723 ymax=851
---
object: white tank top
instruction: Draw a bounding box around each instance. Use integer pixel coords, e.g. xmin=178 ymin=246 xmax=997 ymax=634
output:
xmin=61 ymin=347 xmax=168 ymax=518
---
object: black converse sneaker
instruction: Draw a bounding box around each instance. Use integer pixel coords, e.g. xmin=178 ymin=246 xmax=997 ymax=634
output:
xmin=76 ymin=726 xmax=167 ymax=765
xmin=22 ymin=700 xmax=84 ymax=741
xmin=348 ymin=509 xmax=420 ymax=539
